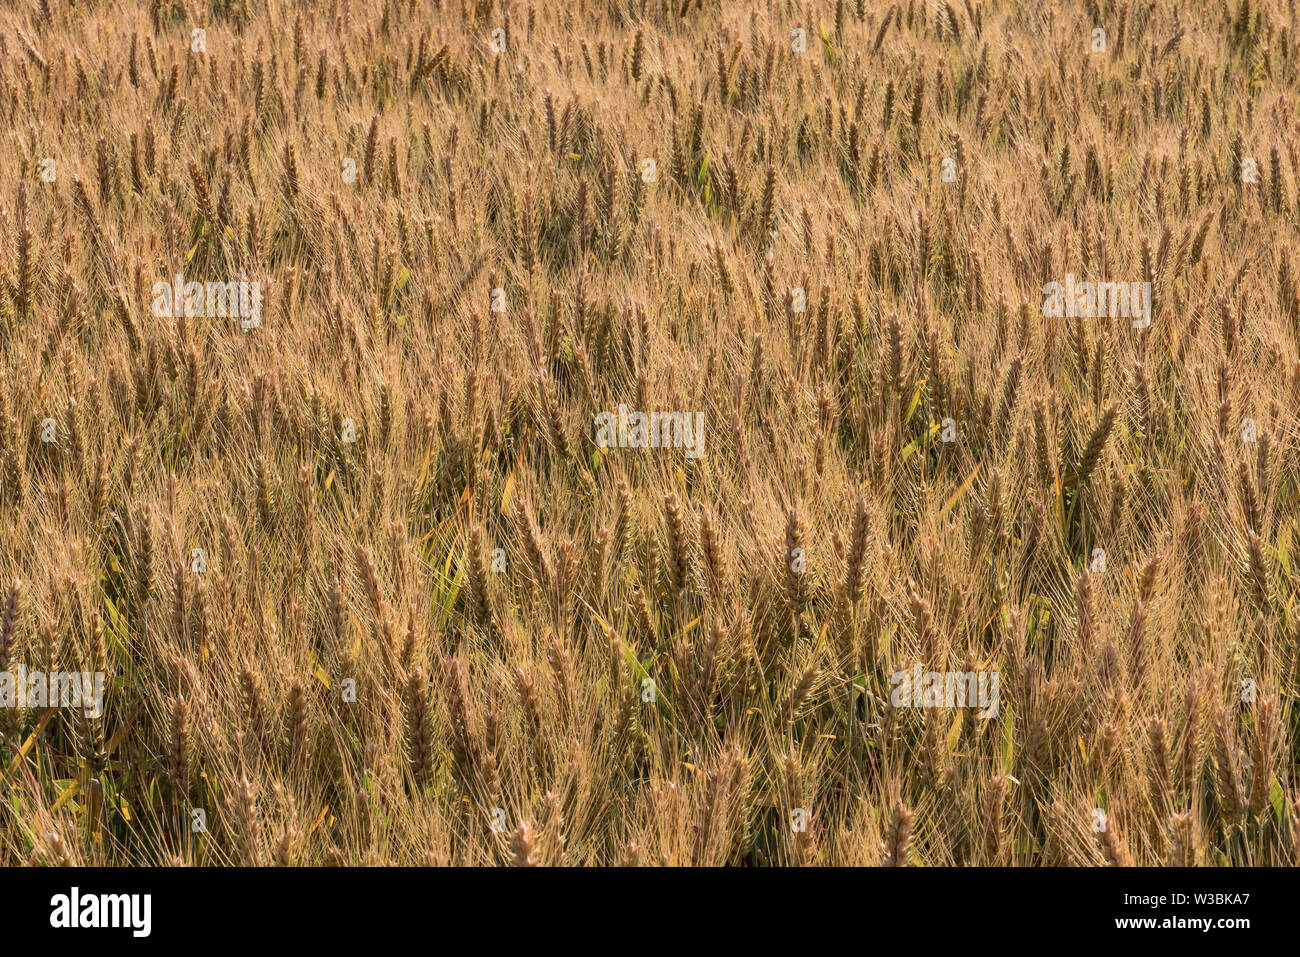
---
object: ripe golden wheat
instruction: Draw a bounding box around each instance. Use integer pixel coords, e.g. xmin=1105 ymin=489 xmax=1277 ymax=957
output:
xmin=0 ymin=0 xmax=1299 ymax=866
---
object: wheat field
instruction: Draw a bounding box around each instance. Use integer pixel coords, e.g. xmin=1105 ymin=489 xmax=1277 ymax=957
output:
xmin=0 ymin=0 xmax=1298 ymax=867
